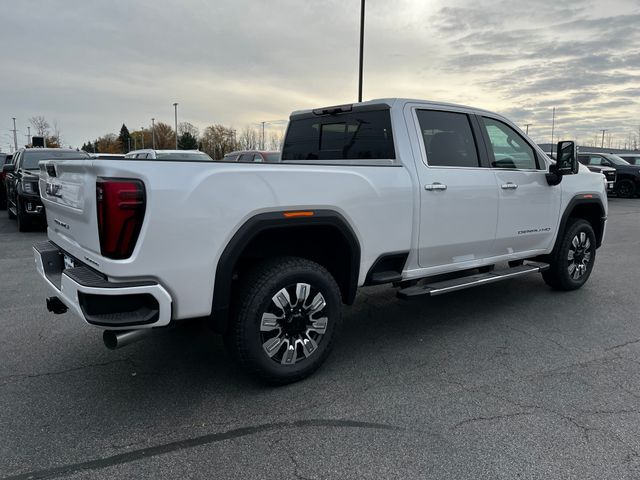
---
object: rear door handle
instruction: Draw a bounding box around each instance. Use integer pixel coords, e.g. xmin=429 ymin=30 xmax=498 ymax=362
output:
xmin=425 ymin=182 xmax=447 ymax=191
xmin=501 ymin=182 xmax=518 ymax=190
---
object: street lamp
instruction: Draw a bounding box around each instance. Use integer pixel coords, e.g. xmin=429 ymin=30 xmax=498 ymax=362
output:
xmin=358 ymin=0 xmax=365 ymax=102
xmin=151 ymin=118 xmax=156 ymax=149
xmin=140 ymin=127 xmax=145 ymax=149
xmin=173 ymin=103 xmax=179 ymax=149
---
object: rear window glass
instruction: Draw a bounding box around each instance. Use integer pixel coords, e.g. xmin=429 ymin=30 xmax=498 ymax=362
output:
xmin=281 ymin=110 xmax=395 ymax=161
xmin=23 ymin=150 xmax=90 ymax=169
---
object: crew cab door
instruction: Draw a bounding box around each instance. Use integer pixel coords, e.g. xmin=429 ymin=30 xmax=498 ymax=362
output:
xmin=477 ymin=115 xmax=561 ymax=254
xmin=409 ymin=106 xmax=500 ymax=269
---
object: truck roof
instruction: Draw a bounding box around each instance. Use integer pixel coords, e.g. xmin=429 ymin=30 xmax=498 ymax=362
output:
xmin=290 ymin=98 xmax=499 ymax=119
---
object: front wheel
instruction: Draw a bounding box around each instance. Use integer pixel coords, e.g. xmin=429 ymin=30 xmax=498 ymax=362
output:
xmin=616 ymin=179 xmax=636 ymax=198
xmin=226 ymin=256 xmax=342 ymax=384
xmin=542 ymin=218 xmax=596 ymax=290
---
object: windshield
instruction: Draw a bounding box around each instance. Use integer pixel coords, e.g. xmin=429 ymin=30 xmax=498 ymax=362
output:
xmin=154 ymin=151 xmax=213 ymax=161
xmin=605 ymin=154 xmax=630 ymax=166
xmin=23 ymin=150 xmax=89 ymax=169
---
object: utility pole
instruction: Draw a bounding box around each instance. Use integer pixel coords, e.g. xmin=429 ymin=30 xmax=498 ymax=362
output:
xmin=550 ymin=107 xmax=555 ymax=156
xmin=358 ymin=0 xmax=365 ymax=103
xmin=27 ymin=126 xmax=31 ymax=146
xmin=261 ymin=121 xmax=266 ymax=150
xmin=140 ymin=127 xmax=145 ymax=149
xmin=173 ymin=103 xmax=179 ymax=149
xmin=11 ymin=117 xmax=18 ymax=151
xmin=524 ymin=124 xmax=532 ymax=135
xmin=151 ymin=118 xmax=156 ymax=149
xmin=128 ymin=137 xmax=131 ymax=152
xmin=133 ymin=134 xmax=137 ymax=150
xmin=601 ymin=129 xmax=607 ymax=149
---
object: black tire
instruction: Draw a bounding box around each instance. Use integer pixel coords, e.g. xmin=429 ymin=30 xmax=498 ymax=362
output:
xmin=542 ymin=218 xmax=596 ymax=291
xmin=226 ymin=256 xmax=342 ymax=385
xmin=616 ymin=179 xmax=636 ymax=198
xmin=16 ymin=200 xmax=30 ymax=232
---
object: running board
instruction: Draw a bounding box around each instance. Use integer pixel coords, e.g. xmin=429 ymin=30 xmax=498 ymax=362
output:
xmin=397 ymin=261 xmax=549 ymax=299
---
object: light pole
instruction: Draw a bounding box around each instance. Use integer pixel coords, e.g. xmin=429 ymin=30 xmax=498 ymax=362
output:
xmin=27 ymin=126 xmax=31 ymax=145
xmin=151 ymin=118 xmax=156 ymax=149
xmin=550 ymin=107 xmax=555 ymax=155
xmin=524 ymin=124 xmax=531 ymax=135
xmin=601 ymin=129 xmax=607 ymax=149
xmin=261 ymin=121 xmax=265 ymax=150
xmin=173 ymin=103 xmax=179 ymax=149
xmin=11 ymin=117 xmax=18 ymax=151
xmin=358 ymin=0 xmax=365 ymax=102
xmin=141 ymin=127 xmax=145 ymax=149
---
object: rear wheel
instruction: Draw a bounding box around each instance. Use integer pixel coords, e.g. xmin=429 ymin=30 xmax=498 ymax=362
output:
xmin=542 ymin=218 xmax=596 ymax=290
xmin=616 ymin=179 xmax=636 ymax=198
xmin=226 ymin=256 xmax=342 ymax=384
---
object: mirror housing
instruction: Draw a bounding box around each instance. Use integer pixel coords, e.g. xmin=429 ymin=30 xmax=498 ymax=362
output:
xmin=2 ymin=163 xmax=15 ymax=174
xmin=556 ymin=141 xmax=579 ymax=175
xmin=546 ymin=141 xmax=578 ymax=186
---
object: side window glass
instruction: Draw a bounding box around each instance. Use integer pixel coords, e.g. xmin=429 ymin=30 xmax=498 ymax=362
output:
xmin=136 ymin=153 xmax=148 ymax=159
xmin=587 ymin=156 xmax=602 ymax=166
xmin=253 ymin=154 xmax=264 ymax=162
xmin=238 ymin=154 xmax=253 ymax=162
xmin=481 ymin=117 xmax=538 ymax=169
xmin=416 ymin=110 xmax=480 ymax=168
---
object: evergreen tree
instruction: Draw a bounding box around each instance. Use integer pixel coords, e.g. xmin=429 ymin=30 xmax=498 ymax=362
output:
xmin=81 ymin=141 xmax=93 ymax=152
xmin=118 ymin=124 xmax=131 ymax=153
xmin=178 ymin=131 xmax=198 ymax=150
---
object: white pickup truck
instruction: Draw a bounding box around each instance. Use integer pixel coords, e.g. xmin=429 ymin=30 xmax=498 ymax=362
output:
xmin=35 ymin=98 xmax=608 ymax=384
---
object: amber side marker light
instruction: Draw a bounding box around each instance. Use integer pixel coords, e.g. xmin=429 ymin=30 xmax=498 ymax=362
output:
xmin=283 ymin=211 xmax=315 ymax=218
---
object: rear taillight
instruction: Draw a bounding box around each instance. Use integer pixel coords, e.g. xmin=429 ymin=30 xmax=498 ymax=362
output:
xmin=96 ymin=178 xmax=146 ymax=259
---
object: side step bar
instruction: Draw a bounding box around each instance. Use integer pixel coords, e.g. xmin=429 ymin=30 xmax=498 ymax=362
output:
xmin=397 ymin=261 xmax=549 ymax=299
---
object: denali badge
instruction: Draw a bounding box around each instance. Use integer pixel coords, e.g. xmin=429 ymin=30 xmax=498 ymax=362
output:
xmin=54 ymin=218 xmax=70 ymax=230
xmin=46 ymin=182 xmax=62 ymax=197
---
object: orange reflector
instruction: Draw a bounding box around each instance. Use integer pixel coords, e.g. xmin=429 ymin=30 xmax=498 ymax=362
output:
xmin=283 ymin=211 xmax=315 ymax=218
xmin=583 ymin=194 xmax=593 ymax=198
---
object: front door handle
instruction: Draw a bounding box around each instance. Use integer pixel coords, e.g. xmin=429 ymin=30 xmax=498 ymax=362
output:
xmin=425 ymin=182 xmax=447 ymax=191
xmin=501 ymin=182 xmax=518 ymax=190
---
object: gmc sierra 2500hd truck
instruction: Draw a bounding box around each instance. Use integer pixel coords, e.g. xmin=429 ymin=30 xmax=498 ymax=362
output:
xmin=34 ymin=99 xmax=607 ymax=384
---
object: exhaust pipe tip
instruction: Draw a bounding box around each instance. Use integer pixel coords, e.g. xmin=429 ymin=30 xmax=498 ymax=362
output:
xmin=46 ymin=296 xmax=68 ymax=315
xmin=103 ymin=329 xmax=149 ymax=350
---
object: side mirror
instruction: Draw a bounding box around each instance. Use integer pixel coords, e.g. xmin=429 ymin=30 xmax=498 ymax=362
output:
xmin=556 ymin=141 xmax=579 ymax=175
xmin=2 ymin=163 xmax=15 ymax=174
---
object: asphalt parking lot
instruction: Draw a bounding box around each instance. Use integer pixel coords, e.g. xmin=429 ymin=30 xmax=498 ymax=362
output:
xmin=1 ymin=198 xmax=640 ymax=479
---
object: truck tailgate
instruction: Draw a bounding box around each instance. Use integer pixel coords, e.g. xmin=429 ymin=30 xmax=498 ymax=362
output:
xmin=39 ymin=160 xmax=102 ymax=257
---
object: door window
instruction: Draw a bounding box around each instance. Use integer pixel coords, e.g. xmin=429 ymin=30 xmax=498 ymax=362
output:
xmin=481 ymin=117 xmax=538 ymax=170
xmin=416 ymin=110 xmax=480 ymax=168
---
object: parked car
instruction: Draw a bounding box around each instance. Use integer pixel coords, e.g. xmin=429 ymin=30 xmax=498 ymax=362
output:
xmin=619 ymin=154 xmax=640 ymax=166
xmin=35 ymin=98 xmax=607 ymax=383
xmin=581 ymin=163 xmax=617 ymax=193
xmin=578 ymin=152 xmax=640 ymax=197
xmin=89 ymin=153 xmax=126 ymax=160
xmin=0 ymin=153 xmax=13 ymax=209
xmin=124 ymin=149 xmax=213 ymax=161
xmin=4 ymin=148 xmax=90 ymax=231
xmin=221 ymin=150 xmax=281 ymax=163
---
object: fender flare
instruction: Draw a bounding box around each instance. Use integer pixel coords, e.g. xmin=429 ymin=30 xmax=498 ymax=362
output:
xmin=210 ymin=209 xmax=361 ymax=332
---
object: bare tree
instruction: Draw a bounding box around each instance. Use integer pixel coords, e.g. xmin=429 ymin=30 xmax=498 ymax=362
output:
xmin=201 ymin=124 xmax=238 ymax=160
xmin=153 ymin=122 xmax=175 ymax=149
xmin=238 ymin=126 xmax=259 ymax=150
xmin=178 ymin=122 xmax=199 ymax=140
xmin=29 ymin=116 xmax=51 ymax=137
xmin=267 ymin=131 xmax=284 ymax=151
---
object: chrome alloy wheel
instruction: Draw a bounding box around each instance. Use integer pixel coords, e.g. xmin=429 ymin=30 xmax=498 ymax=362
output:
xmin=260 ymin=283 xmax=328 ymax=365
xmin=567 ymin=232 xmax=592 ymax=280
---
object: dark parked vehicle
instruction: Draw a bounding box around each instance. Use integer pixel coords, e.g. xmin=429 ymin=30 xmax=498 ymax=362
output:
xmin=578 ymin=152 xmax=640 ymax=198
xmin=221 ymin=150 xmax=281 ymax=162
xmin=0 ymin=153 xmax=13 ymax=209
xmin=619 ymin=154 xmax=640 ymax=166
xmin=4 ymin=148 xmax=90 ymax=231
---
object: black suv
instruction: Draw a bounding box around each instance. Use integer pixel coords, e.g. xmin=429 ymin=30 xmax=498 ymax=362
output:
xmin=4 ymin=148 xmax=90 ymax=231
xmin=578 ymin=152 xmax=640 ymax=198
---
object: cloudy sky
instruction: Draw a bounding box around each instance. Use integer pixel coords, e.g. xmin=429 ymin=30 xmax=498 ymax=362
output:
xmin=1 ymin=0 xmax=638 ymax=150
